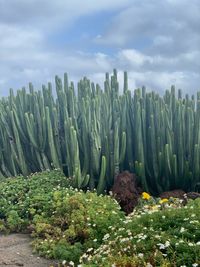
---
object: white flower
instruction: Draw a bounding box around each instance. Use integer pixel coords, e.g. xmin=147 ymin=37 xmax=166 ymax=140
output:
xmin=69 ymin=261 xmax=74 ymax=266
xmin=103 ymin=233 xmax=110 ymax=240
xmin=138 ymin=253 xmax=144 ymax=258
xmin=180 ymin=227 xmax=185 ymax=233
xmin=157 ymin=243 xmax=165 ymax=250
xmin=146 ymin=263 xmax=153 ymax=267
xmin=188 ymin=242 xmax=194 ymax=247
xmin=196 ymin=241 xmax=200 ymax=245
xmin=62 ymin=260 xmax=67 ymax=265
xmin=165 ymin=241 xmax=170 ymax=247
xmin=87 ymin=248 xmax=94 ymax=252
xmin=192 ymin=264 xmax=198 ymax=267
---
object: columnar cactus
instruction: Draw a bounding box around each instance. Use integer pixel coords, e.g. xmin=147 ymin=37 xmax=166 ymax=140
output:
xmin=0 ymin=70 xmax=200 ymax=193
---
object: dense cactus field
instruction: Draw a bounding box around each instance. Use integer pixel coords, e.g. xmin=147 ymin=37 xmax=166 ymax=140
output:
xmin=0 ymin=70 xmax=200 ymax=194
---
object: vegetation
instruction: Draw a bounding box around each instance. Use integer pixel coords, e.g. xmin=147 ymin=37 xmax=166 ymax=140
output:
xmin=0 ymin=170 xmax=70 ymax=232
xmin=82 ymin=197 xmax=200 ymax=267
xmin=0 ymin=70 xmax=200 ymax=193
xmin=0 ymin=170 xmax=124 ymax=264
xmin=0 ymin=171 xmax=199 ymax=266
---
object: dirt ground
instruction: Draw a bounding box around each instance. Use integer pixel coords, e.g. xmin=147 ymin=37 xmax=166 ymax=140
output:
xmin=0 ymin=234 xmax=58 ymax=267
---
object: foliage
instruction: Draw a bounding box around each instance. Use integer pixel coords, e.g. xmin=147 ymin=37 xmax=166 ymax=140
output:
xmin=0 ymin=172 xmax=199 ymax=266
xmin=0 ymin=169 xmax=124 ymax=265
xmin=82 ymin=198 xmax=200 ymax=267
xmin=0 ymin=169 xmax=71 ymax=231
xmin=31 ymin=190 xmax=124 ymax=264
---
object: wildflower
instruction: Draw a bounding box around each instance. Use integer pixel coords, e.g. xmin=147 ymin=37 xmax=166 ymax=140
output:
xmin=165 ymin=240 xmax=170 ymax=247
xmin=151 ymin=205 xmax=159 ymax=210
xmin=103 ymin=233 xmax=110 ymax=240
xmin=87 ymin=248 xmax=94 ymax=252
xmin=192 ymin=264 xmax=198 ymax=267
xmin=180 ymin=227 xmax=185 ymax=233
xmin=142 ymin=192 xmax=151 ymax=200
xmin=157 ymin=243 xmax=165 ymax=250
xmin=159 ymin=198 xmax=168 ymax=204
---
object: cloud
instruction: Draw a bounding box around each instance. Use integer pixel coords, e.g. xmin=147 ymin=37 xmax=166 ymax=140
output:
xmin=0 ymin=0 xmax=199 ymax=96
xmin=0 ymin=0 xmax=132 ymax=30
xmin=96 ymin=0 xmax=200 ymax=51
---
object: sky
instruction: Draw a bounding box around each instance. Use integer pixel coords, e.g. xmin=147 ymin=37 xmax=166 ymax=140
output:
xmin=0 ymin=0 xmax=200 ymax=96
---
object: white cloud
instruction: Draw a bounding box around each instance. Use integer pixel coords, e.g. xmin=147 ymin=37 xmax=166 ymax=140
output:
xmin=0 ymin=0 xmax=199 ymax=96
xmin=118 ymin=49 xmax=152 ymax=67
xmin=0 ymin=0 xmax=133 ymax=30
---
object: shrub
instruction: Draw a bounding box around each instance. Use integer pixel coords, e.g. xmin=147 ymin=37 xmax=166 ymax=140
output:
xmin=0 ymin=169 xmax=71 ymax=231
xmin=31 ymin=190 xmax=125 ymax=265
xmin=82 ymin=198 xmax=200 ymax=267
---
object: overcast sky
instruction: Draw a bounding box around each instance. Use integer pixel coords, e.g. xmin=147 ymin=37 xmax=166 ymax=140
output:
xmin=0 ymin=0 xmax=200 ymax=96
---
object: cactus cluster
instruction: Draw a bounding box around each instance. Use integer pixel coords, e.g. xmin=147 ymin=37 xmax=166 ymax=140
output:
xmin=0 ymin=70 xmax=200 ymax=194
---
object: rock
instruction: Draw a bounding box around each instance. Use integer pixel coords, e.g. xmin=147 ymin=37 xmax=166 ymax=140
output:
xmin=186 ymin=192 xmax=200 ymax=200
xmin=111 ymin=171 xmax=141 ymax=215
xmin=160 ymin=189 xmax=185 ymax=199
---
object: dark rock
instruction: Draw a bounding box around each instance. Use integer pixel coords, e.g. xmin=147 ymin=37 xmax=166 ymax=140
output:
xmin=111 ymin=171 xmax=141 ymax=215
xmin=160 ymin=189 xmax=185 ymax=199
xmin=186 ymin=192 xmax=200 ymax=200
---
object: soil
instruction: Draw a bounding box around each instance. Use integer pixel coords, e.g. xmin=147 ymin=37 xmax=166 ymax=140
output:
xmin=0 ymin=234 xmax=58 ymax=267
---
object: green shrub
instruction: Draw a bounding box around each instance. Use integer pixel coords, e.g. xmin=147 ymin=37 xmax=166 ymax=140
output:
xmin=31 ymin=190 xmax=125 ymax=265
xmin=0 ymin=169 xmax=71 ymax=231
xmin=82 ymin=198 xmax=200 ymax=267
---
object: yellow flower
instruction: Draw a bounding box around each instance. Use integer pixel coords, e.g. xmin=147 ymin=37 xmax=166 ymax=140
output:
xmin=142 ymin=192 xmax=151 ymax=200
xmin=151 ymin=205 xmax=159 ymax=210
xmin=159 ymin=198 xmax=168 ymax=204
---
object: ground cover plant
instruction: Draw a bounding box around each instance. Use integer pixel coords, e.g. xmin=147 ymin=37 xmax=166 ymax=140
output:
xmin=0 ymin=70 xmax=200 ymax=194
xmin=81 ymin=195 xmax=200 ymax=267
xmin=0 ymin=169 xmax=71 ymax=232
xmin=0 ymin=170 xmax=125 ymax=265
xmin=0 ymin=171 xmax=199 ymax=266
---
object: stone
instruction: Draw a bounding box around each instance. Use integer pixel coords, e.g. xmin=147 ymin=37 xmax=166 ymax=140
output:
xmin=111 ymin=171 xmax=141 ymax=215
xmin=160 ymin=189 xmax=185 ymax=199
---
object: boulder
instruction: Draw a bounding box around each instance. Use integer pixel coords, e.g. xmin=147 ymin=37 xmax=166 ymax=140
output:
xmin=186 ymin=192 xmax=200 ymax=200
xmin=160 ymin=189 xmax=185 ymax=199
xmin=111 ymin=171 xmax=141 ymax=215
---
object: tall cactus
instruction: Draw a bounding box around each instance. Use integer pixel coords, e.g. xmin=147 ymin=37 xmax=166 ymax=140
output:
xmin=0 ymin=70 xmax=200 ymax=193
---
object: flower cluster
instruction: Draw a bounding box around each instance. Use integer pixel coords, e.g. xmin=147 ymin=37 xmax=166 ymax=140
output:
xmin=80 ymin=197 xmax=200 ymax=266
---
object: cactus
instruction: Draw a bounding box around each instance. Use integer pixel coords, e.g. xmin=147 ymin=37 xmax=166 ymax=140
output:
xmin=0 ymin=70 xmax=200 ymax=193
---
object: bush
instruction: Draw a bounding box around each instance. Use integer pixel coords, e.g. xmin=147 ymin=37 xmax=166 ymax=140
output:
xmin=82 ymin=198 xmax=200 ymax=267
xmin=0 ymin=169 xmax=71 ymax=231
xmin=31 ymin=190 xmax=125 ymax=265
